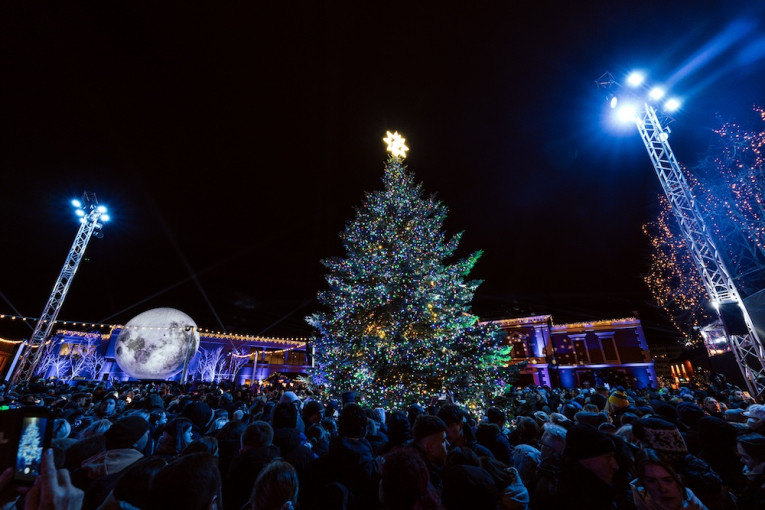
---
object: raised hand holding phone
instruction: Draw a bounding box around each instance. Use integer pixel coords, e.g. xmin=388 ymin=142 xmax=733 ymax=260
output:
xmin=24 ymin=449 xmax=83 ymax=510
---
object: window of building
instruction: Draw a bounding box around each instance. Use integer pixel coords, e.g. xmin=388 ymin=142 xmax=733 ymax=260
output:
xmin=264 ymin=350 xmax=285 ymax=365
xmin=601 ymin=336 xmax=619 ymax=362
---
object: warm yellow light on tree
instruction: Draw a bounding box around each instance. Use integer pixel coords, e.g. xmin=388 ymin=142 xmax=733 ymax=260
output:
xmin=383 ymin=130 xmax=409 ymax=159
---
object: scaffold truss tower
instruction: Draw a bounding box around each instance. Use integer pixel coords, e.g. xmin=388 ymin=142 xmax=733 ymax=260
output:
xmin=5 ymin=191 xmax=108 ymax=386
xmin=598 ymin=73 xmax=765 ymax=399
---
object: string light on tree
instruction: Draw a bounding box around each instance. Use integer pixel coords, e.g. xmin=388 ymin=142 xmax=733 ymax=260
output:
xmin=307 ymin=131 xmax=515 ymax=408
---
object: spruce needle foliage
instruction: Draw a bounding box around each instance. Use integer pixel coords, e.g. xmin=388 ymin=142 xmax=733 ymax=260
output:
xmin=307 ymin=156 xmax=512 ymax=407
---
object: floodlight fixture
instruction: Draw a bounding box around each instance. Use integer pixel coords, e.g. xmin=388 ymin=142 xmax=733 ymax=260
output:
xmin=97 ymin=205 xmax=107 ymax=213
xmin=626 ymin=71 xmax=645 ymax=87
xmin=71 ymin=199 xmax=82 ymax=208
xmin=75 ymin=209 xmax=85 ymax=217
xmin=649 ymin=87 xmax=665 ymax=100
xmin=616 ymin=104 xmax=638 ymax=123
xmin=100 ymin=214 xmax=110 ymax=222
xmin=610 ymin=95 xmax=619 ymax=109
xmin=664 ymin=98 xmax=682 ymax=112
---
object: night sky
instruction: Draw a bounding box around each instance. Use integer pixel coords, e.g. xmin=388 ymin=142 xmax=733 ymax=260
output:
xmin=2 ymin=2 xmax=765 ymax=345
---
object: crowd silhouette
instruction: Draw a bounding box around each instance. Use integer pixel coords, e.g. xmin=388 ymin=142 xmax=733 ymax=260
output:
xmin=0 ymin=374 xmax=764 ymax=510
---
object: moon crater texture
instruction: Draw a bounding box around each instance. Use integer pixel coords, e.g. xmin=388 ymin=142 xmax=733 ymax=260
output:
xmin=114 ymin=308 xmax=200 ymax=379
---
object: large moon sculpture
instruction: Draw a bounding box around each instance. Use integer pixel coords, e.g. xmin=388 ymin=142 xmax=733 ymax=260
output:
xmin=114 ymin=308 xmax=200 ymax=379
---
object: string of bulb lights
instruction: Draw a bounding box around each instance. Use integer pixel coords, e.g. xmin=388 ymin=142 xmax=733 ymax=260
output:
xmin=0 ymin=314 xmax=307 ymax=345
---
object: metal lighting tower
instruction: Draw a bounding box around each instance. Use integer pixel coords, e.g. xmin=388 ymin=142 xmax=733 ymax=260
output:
xmin=598 ymin=71 xmax=765 ymax=399
xmin=6 ymin=191 xmax=109 ymax=385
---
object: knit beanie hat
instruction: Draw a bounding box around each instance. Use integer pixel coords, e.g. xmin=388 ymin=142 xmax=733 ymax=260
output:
xmin=533 ymin=410 xmax=549 ymax=427
xmin=144 ymin=393 xmax=165 ymax=411
xmin=608 ymin=390 xmax=629 ymax=411
xmin=631 ymin=417 xmax=688 ymax=458
xmin=105 ymin=416 xmax=150 ymax=450
xmin=279 ymin=391 xmax=300 ymax=405
xmin=574 ymin=411 xmax=608 ymax=428
xmin=652 ymin=401 xmax=679 ymax=422
xmin=564 ymin=423 xmax=615 ymax=460
xmin=181 ymin=401 xmax=213 ymax=431
xmin=676 ymin=402 xmax=705 ymax=427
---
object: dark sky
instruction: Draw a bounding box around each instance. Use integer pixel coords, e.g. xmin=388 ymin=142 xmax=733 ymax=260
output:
xmin=1 ymin=2 xmax=764 ymax=344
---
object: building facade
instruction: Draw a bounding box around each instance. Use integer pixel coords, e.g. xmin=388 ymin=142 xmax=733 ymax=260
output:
xmin=491 ymin=315 xmax=657 ymax=389
xmin=4 ymin=313 xmax=656 ymax=389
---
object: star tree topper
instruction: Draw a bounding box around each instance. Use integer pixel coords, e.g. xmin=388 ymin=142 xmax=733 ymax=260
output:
xmin=383 ymin=131 xmax=409 ymax=159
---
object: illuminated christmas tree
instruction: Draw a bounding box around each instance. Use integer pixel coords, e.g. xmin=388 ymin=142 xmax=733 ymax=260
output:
xmin=18 ymin=420 xmax=42 ymax=471
xmin=307 ymin=132 xmax=512 ymax=407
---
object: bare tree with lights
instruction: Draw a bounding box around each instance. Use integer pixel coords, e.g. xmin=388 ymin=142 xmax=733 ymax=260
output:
xmin=643 ymin=109 xmax=765 ymax=347
xmin=194 ymin=346 xmax=226 ymax=382
xmin=307 ymin=132 xmax=514 ymax=408
xmin=643 ymin=195 xmax=713 ymax=347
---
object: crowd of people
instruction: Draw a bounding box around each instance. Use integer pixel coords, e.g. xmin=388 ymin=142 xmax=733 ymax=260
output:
xmin=0 ymin=373 xmax=764 ymax=510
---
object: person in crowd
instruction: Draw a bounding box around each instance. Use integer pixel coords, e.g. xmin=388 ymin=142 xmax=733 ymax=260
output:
xmin=508 ymin=416 xmax=541 ymax=450
xmin=379 ymin=410 xmax=412 ymax=455
xmin=302 ymin=400 xmax=324 ymax=428
xmin=214 ymin=419 xmax=248 ymax=478
xmin=305 ymin=422 xmax=331 ymax=457
xmin=94 ymin=397 xmax=117 ymax=419
xmin=73 ymin=415 xmax=151 ymax=510
xmin=379 ymin=448 xmax=444 ymax=510
xmin=181 ymin=435 xmax=220 ymax=458
xmin=631 ymin=448 xmax=708 ymax=510
xmin=702 ymin=397 xmax=725 ymax=419
xmin=181 ymin=401 xmax=215 ymax=440
xmin=224 ymin=421 xmax=281 ymax=510
xmin=409 ymin=414 xmax=449 ymax=494
xmin=735 ymin=433 xmax=765 ymax=509
xmin=695 ymin=416 xmax=748 ymax=494
xmin=364 ymin=406 xmax=389 ymax=455
xmin=441 ymin=458 xmax=500 ymax=510
xmin=631 ymin=416 xmax=736 ymax=510
xmin=154 ymin=416 xmax=194 ymax=460
xmin=476 ymin=407 xmax=513 ymax=466
xmin=270 ymin=401 xmax=315 ymax=476
xmin=436 ymin=404 xmax=493 ymax=459
xmin=479 ymin=456 xmax=530 ymax=510
xmin=148 ymin=453 xmax=222 ymax=510
xmin=97 ymin=456 xmax=167 ymax=510
xmin=743 ymin=403 xmax=765 ymax=433
xmin=52 ymin=418 xmax=77 ymax=451
xmin=248 ymin=460 xmax=299 ymax=510
xmin=301 ymin=402 xmax=381 ymax=509
xmin=533 ymin=423 xmax=635 ymax=509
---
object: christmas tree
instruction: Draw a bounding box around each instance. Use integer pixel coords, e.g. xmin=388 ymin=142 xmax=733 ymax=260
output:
xmin=17 ymin=420 xmax=43 ymax=473
xmin=307 ymin=132 xmax=512 ymax=408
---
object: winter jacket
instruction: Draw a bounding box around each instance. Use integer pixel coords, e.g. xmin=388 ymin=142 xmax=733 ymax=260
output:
xmin=476 ymin=422 xmax=514 ymax=466
xmin=301 ymin=436 xmax=380 ymax=510
xmin=223 ymin=445 xmax=280 ymax=510
xmin=272 ymin=426 xmax=315 ymax=475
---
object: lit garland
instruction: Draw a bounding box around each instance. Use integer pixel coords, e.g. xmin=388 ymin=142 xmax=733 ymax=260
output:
xmin=307 ymin=137 xmax=515 ymax=408
xmin=0 ymin=314 xmax=307 ymax=345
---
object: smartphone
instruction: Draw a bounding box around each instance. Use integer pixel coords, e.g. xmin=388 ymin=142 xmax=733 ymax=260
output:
xmin=0 ymin=406 xmax=53 ymax=484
